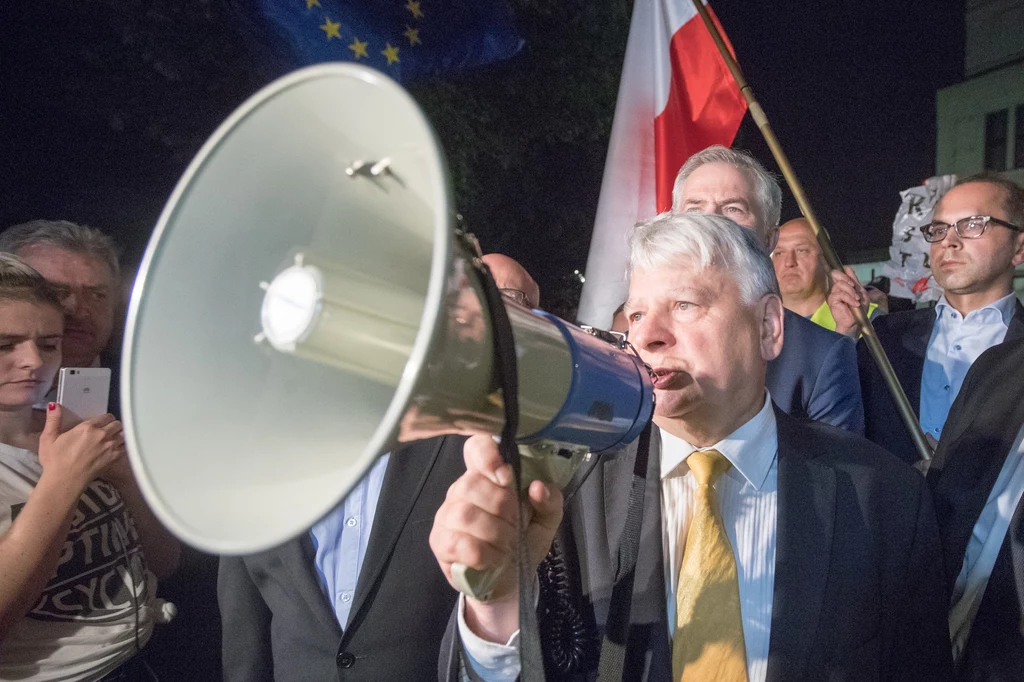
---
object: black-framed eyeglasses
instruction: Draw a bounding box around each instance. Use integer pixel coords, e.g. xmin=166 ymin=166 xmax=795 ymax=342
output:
xmin=920 ymin=215 xmax=1024 ymax=243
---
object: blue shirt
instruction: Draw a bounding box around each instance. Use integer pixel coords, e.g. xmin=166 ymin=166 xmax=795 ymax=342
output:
xmin=920 ymin=293 xmax=1017 ymax=440
xmin=310 ymin=454 xmax=390 ymax=629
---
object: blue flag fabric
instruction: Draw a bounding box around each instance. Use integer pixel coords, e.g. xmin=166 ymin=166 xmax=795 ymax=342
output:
xmin=252 ymin=0 xmax=524 ymax=82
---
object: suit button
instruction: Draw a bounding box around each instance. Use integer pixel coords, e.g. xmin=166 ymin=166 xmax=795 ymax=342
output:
xmin=337 ymin=652 xmax=355 ymax=668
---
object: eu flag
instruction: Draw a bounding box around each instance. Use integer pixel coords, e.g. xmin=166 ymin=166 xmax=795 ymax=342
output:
xmin=250 ymin=0 xmax=524 ymax=83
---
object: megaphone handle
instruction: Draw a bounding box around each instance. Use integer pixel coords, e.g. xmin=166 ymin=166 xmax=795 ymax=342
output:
xmin=452 ymin=555 xmax=509 ymax=602
xmin=450 ymin=445 xmax=585 ymax=601
xmin=451 ymin=500 xmax=534 ymax=601
xmin=451 ymin=564 xmax=499 ymax=602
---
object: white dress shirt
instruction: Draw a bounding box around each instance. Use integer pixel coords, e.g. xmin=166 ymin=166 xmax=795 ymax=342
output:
xmin=460 ymin=393 xmax=779 ymax=682
xmin=949 ymin=422 xmax=1024 ymax=661
xmin=920 ymin=293 xmax=1016 ymax=440
xmin=660 ymin=392 xmax=778 ymax=682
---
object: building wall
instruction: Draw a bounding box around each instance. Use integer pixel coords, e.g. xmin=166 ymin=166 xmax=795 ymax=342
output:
xmin=936 ymin=60 xmax=1024 ymax=185
xmin=937 ymin=0 xmax=1024 ymax=184
xmin=965 ymin=0 xmax=1024 ymax=77
xmin=908 ymin=1 xmax=1024 ymax=302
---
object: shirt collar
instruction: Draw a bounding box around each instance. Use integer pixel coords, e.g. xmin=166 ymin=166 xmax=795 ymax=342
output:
xmin=659 ymin=392 xmax=778 ymax=491
xmin=935 ymin=292 xmax=1017 ymax=325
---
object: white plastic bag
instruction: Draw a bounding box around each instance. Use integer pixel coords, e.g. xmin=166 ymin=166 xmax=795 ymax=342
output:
xmin=880 ymin=175 xmax=956 ymax=303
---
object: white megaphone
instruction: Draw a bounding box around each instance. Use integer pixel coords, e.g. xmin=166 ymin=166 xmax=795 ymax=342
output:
xmin=121 ymin=64 xmax=654 ymax=571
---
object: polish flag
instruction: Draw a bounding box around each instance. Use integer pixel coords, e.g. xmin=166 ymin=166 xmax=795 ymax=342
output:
xmin=576 ymin=0 xmax=747 ymax=326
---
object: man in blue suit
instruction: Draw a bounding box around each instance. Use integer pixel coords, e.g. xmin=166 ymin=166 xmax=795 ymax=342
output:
xmin=671 ymin=145 xmax=864 ymax=433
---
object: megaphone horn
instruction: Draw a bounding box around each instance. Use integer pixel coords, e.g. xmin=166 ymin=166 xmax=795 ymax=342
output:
xmin=122 ymin=64 xmax=654 ymax=565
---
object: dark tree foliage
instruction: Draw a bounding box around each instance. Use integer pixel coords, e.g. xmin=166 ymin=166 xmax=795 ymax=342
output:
xmin=1 ymin=0 xmax=630 ymax=318
xmin=409 ymin=0 xmax=630 ymax=318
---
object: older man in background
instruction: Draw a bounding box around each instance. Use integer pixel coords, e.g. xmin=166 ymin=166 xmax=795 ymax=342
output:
xmin=771 ymin=217 xmax=878 ymax=330
xmin=671 ymin=146 xmax=864 ymax=434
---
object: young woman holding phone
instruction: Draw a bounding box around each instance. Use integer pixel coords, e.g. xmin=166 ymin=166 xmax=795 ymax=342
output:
xmin=0 ymin=253 xmax=179 ymax=681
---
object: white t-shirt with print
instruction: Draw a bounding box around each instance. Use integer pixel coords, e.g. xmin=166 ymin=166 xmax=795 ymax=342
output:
xmin=0 ymin=443 xmax=163 ymax=681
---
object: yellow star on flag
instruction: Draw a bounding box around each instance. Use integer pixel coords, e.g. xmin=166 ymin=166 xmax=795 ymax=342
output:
xmin=405 ymin=0 xmax=424 ymax=19
xmin=349 ymin=37 xmax=368 ymax=59
xmin=320 ymin=17 xmax=341 ymax=40
xmin=403 ymin=26 xmax=421 ymax=46
xmin=305 ymin=0 xmax=320 ymax=8
xmin=382 ymin=43 xmax=400 ymax=65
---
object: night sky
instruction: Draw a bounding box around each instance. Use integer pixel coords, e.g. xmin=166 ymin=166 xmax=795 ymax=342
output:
xmin=0 ymin=1 xmax=965 ymax=293
xmin=715 ymin=1 xmax=965 ymax=259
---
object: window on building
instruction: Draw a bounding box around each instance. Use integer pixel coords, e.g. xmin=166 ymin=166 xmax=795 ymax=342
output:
xmin=1016 ymin=104 xmax=1024 ymax=170
xmin=985 ymin=109 xmax=1008 ymax=171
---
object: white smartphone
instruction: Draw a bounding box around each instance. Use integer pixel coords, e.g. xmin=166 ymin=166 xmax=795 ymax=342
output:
xmin=56 ymin=368 xmax=111 ymax=428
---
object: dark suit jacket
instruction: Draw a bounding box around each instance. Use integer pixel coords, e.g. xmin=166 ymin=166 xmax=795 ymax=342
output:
xmin=441 ymin=409 xmax=953 ymax=681
xmin=929 ymin=338 xmax=1024 ymax=681
xmin=767 ymin=309 xmax=863 ymax=434
xmin=858 ymin=301 xmax=1024 ymax=465
xmin=220 ymin=436 xmax=465 ymax=682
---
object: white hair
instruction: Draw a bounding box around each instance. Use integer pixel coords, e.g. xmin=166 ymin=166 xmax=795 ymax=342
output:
xmin=628 ymin=211 xmax=780 ymax=305
xmin=670 ymin=145 xmax=783 ymax=235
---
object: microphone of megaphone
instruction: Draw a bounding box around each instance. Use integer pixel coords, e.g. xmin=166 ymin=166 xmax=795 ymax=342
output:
xmin=121 ymin=64 xmax=654 ymax=583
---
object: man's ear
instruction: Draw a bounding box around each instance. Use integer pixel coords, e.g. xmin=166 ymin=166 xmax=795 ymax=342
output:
xmin=760 ymin=294 xmax=785 ymax=362
xmin=764 ymin=226 xmax=781 ymax=254
xmin=1011 ymin=231 xmax=1024 ymax=268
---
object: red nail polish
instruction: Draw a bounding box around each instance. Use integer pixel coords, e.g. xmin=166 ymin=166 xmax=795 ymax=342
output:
xmin=48 ymin=402 xmax=56 ymax=411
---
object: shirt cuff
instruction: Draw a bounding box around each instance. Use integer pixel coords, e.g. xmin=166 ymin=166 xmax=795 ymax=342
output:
xmin=457 ymin=593 xmax=522 ymax=682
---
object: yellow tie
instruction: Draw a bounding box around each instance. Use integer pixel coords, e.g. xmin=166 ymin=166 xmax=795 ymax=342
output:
xmin=672 ymin=449 xmax=749 ymax=682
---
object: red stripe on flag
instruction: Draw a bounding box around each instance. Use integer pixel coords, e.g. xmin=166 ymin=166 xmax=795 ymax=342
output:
xmin=653 ymin=6 xmax=747 ymax=212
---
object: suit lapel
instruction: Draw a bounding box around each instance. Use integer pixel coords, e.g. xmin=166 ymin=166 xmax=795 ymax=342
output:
xmin=930 ymin=304 xmax=1024 ymax=474
xmin=1005 ymin=301 xmax=1024 ymax=342
xmin=766 ymin=412 xmax=836 ymax=682
xmin=636 ymin=432 xmax=669 ymax=632
xmin=346 ymin=438 xmax=444 ymax=630
xmin=601 ymin=439 xmax=644 ymax=565
xmin=278 ymin=535 xmax=345 ymax=638
xmin=596 ymin=429 xmax=671 ymax=679
xmin=932 ymin=404 xmax=1024 ymax=588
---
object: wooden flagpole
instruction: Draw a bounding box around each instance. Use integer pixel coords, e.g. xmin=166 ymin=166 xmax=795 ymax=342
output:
xmin=690 ymin=0 xmax=932 ymax=464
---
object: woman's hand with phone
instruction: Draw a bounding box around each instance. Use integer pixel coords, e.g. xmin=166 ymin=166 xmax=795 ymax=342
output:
xmin=38 ymin=403 xmax=124 ymax=493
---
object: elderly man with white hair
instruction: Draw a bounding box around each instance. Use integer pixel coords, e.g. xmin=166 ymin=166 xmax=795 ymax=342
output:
xmin=431 ymin=211 xmax=952 ymax=682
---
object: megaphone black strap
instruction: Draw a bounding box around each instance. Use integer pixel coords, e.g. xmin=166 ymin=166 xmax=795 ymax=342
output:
xmin=596 ymin=419 xmax=654 ymax=682
xmin=473 ymin=259 xmax=546 ymax=682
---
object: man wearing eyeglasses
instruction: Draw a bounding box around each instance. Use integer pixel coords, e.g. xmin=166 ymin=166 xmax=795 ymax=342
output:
xmin=828 ymin=172 xmax=1024 ymax=464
